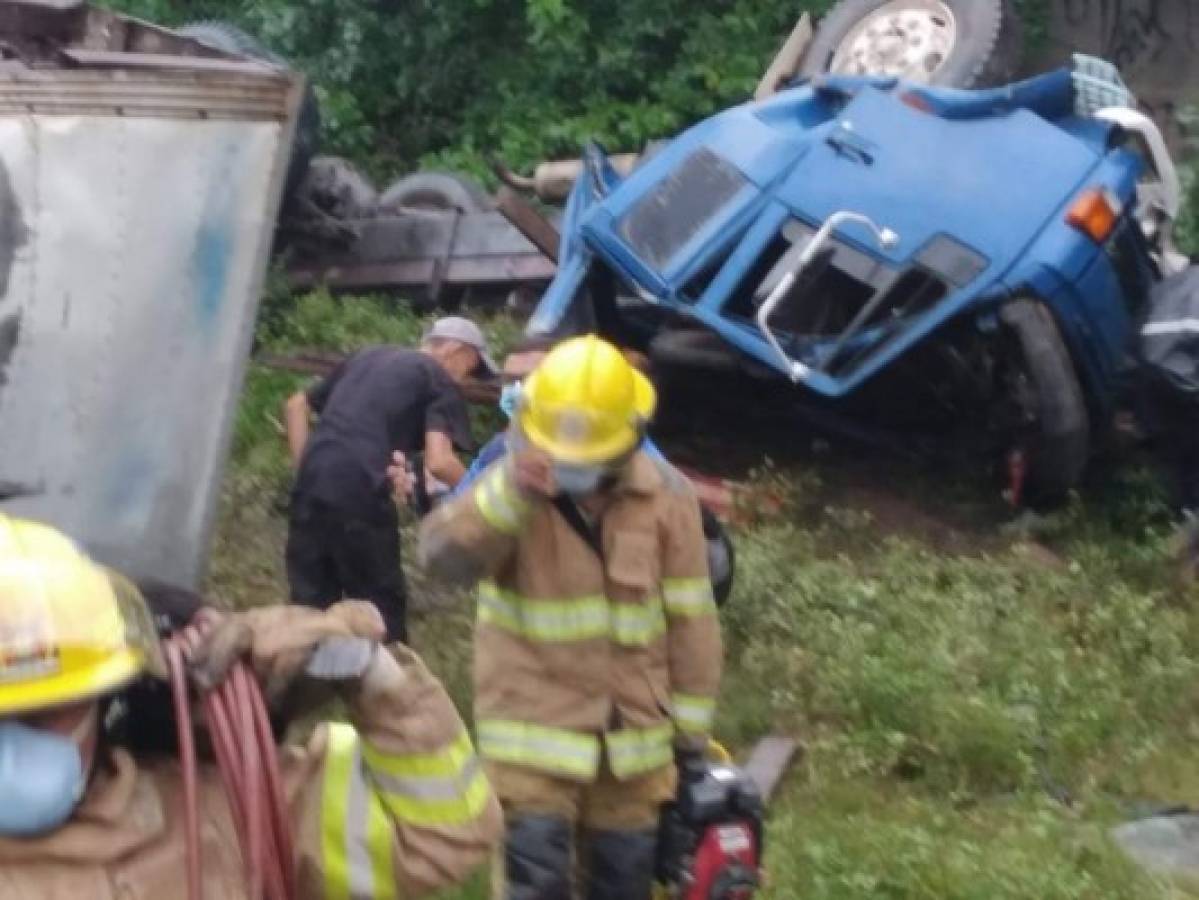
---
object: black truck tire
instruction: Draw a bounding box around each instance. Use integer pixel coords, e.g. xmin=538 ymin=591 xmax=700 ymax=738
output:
xmin=177 ymin=21 xmax=320 ymax=204
xmin=296 ymin=156 xmax=379 ymax=220
xmin=377 ymin=172 xmax=492 ymax=214
xmin=1000 ymin=298 xmax=1091 ymax=503
xmin=800 ymin=0 xmax=1023 ymax=88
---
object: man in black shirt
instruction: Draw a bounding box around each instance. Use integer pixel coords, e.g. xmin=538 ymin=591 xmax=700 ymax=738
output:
xmin=283 ymin=317 xmax=494 ymax=642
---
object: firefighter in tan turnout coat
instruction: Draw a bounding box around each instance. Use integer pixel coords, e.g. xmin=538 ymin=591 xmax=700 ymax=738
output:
xmin=0 ymin=514 xmax=501 ymax=900
xmin=419 ymin=335 xmax=724 ymax=900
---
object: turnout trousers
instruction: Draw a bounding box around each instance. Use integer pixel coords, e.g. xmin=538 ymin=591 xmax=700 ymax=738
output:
xmin=488 ymin=759 xmax=676 ymax=900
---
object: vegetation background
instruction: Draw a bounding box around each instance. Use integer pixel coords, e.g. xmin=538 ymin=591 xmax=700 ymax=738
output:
xmin=102 ymin=0 xmax=1199 ymax=895
xmin=100 ymin=0 xmax=1055 ymax=176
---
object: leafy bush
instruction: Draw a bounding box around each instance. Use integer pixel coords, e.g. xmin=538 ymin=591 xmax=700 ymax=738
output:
xmin=206 ymin=295 xmax=1199 ymax=898
xmin=104 ymin=0 xmax=836 ymax=179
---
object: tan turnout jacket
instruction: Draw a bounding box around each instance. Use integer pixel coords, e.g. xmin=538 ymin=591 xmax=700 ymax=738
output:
xmin=0 ymin=645 xmax=501 ymax=899
xmin=420 ymin=450 xmax=723 ymax=782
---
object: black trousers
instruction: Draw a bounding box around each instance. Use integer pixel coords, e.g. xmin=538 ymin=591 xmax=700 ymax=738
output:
xmin=285 ymin=491 xmax=409 ymax=644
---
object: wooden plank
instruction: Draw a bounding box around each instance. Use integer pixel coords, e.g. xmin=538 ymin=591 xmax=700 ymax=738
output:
xmin=3 ymin=0 xmax=82 ymax=8
xmin=755 ymin=14 xmax=813 ymax=100
xmin=61 ymin=48 xmax=279 ymax=77
xmin=288 ymin=254 xmax=555 ymax=291
xmin=496 ymin=186 xmax=561 ymax=262
xmin=331 ymin=210 xmax=547 ymax=264
xmin=0 ymin=67 xmax=291 ymax=118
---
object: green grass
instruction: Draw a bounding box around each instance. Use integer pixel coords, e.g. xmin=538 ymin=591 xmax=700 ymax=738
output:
xmin=209 ymin=292 xmax=1199 ymax=898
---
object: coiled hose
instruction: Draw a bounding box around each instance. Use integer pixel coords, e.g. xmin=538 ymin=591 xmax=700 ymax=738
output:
xmin=163 ymin=617 xmax=296 ymax=900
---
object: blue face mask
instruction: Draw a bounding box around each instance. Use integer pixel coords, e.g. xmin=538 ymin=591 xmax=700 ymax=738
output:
xmin=499 ymin=382 xmax=522 ymax=420
xmin=0 ymin=719 xmax=86 ymax=837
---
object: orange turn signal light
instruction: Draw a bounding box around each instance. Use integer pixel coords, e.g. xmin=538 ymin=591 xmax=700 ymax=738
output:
xmin=1066 ymin=188 xmax=1121 ymax=243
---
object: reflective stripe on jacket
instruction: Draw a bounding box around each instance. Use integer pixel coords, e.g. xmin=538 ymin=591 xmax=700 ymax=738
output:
xmin=420 ymin=449 xmax=723 ymax=782
xmin=0 ymin=645 xmax=502 ymax=900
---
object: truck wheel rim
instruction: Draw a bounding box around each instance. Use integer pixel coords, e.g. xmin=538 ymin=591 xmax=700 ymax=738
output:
xmin=829 ymin=0 xmax=957 ymax=82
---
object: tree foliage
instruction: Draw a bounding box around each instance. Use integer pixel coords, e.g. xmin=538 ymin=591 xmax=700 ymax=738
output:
xmin=107 ymin=0 xmax=844 ymax=180
xmin=107 ymin=0 xmax=1056 ymax=186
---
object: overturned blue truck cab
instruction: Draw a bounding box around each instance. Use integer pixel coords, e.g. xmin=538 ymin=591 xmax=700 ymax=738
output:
xmin=530 ymin=60 xmax=1183 ymax=500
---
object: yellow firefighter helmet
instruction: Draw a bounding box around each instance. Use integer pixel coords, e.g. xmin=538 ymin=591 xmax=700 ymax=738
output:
xmin=0 ymin=515 xmax=158 ymax=716
xmin=517 ymin=334 xmax=657 ymax=464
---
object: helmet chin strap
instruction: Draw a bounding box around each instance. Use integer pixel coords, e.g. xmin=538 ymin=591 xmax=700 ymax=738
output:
xmin=68 ymin=705 xmax=99 ymax=746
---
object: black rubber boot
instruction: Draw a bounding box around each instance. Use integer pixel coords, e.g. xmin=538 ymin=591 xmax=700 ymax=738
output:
xmin=504 ymin=815 xmax=573 ymax=900
xmin=583 ymin=828 xmax=658 ymax=900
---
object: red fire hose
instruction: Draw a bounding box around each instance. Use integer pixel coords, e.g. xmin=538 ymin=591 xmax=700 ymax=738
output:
xmin=163 ymin=618 xmax=296 ymax=900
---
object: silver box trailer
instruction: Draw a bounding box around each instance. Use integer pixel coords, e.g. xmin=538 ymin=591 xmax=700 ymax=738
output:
xmin=0 ymin=1 xmax=304 ymax=587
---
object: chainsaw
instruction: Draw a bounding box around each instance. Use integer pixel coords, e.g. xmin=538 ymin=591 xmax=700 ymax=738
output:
xmin=655 ymin=747 xmax=766 ymax=900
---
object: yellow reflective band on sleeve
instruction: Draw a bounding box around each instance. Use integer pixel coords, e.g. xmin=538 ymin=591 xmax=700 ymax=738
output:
xmin=478 ymin=719 xmax=600 ymax=779
xmin=477 ymin=582 xmax=666 ymax=646
xmin=322 ymin=723 xmax=398 ymax=900
xmin=361 ymin=729 xmax=492 ymax=828
xmin=474 ymin=467 xmax=529 ymax=535
xmin=478 ymin=581 xmax=609 ymax=643
xmin=609 ymin=599 xmax=667 ymax=647
xmin=476 ymin=584 xmax=522 ymax=633
xmin=365 ymin=791 xmax=398 ymax=900
xmin=322 ymin=725 xmax=354 ymax=900
xmin=662 ymin=577 xmax=717 ymax=617
xmin=605 ymin=724 xmax=674 ymax=779
xmin=671 ymin=693 xmax=716 ymax=734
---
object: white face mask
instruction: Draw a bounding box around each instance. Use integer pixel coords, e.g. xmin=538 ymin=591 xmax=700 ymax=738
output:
xmin=552 ymin=463 xmax=606 ymax=496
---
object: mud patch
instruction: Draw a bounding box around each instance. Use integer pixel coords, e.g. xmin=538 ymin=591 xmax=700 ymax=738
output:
xmin=828 ymin=476 xmax=998 ymax=556
xmin=652 ymin=365 xmax=1037 ymax=559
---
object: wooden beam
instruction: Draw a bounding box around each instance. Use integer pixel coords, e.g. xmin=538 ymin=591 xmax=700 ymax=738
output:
xmin=755 ymin=14 xmax=813 ymax=101
xmin=495 ymin=186 xmax=561 ymax=263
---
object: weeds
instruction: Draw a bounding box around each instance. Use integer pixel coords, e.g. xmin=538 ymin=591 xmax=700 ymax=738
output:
xmin=211 ymin=294 xmax=1199 ymax=898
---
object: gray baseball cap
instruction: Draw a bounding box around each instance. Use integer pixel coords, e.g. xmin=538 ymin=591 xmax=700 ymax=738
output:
xmin=424 ymin=316 xmax=498 ymax=377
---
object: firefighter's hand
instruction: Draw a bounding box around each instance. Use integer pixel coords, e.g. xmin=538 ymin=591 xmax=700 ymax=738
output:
xmin=387 ymin=451 xmax=414 ymax=502
xmin=190 ymin=602 xmax=386 ymax=700
xmin=509 ymin=446 xmax=555 ymax=499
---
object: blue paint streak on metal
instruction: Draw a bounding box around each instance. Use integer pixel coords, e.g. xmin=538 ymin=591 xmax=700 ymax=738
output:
xmin=191 ymin=147 xmax=240 ymax=336
xmin=192 ymin=218 xmax=232 ymax=335
xmin=100 ymin=443 xmax=156 ymax=528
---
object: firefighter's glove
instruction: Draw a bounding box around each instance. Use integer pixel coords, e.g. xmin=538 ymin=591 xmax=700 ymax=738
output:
xmin=674 ymin=745 xmax=708 ymax=783
xmin=675 ymin=735 xmax=731 ymax=779
xmin=190 ymin=602 xmax=386 ymax=700
xmin=673 ymin=732 xmax=710 ymax=757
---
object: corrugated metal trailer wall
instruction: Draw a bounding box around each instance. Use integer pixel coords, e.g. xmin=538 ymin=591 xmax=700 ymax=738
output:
xmin=0 ymin=34 xmax=303 ymax=587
